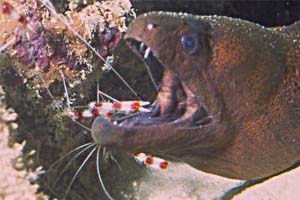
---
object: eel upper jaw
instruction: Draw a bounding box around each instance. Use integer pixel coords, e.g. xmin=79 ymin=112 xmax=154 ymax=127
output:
xmin=117 ymin=38 xmax=214 ymax=128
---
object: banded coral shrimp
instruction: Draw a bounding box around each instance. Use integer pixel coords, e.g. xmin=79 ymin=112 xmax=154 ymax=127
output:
xmin=0 ymin=0 xmax=171 ymax=199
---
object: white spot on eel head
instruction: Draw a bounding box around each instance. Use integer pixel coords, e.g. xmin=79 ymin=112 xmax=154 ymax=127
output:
xmin=147 ymin=23 xmax=154 ymax=30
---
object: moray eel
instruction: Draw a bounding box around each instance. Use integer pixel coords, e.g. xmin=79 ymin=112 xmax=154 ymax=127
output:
xmin=92 ymin=12 xmax=300 ymax=180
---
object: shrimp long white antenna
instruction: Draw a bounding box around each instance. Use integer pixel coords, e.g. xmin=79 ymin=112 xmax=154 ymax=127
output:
xmin=145 ymin=65 xmax=159 ymax=92
xmin=38 ymin=74 xmax=55 ymax=99
xmin=41 ymin=0 xmax=141 ymax=100
xmin=59 ymin=70 xmax=71 ymax=110
xmin=0 ymin=37 xmax=16 ymax=52
xmin=71 ymin=119 xmax=92 ymax=132
xmin=63 ymin=145 xmax=97 ymax=200
xmin=96 ymin=146 xmax=114 ymax=200
xmin=59 ymin=69 xmax=92 ymax=132
xmin=96 ymin=81 xmax=120 ymax=103
xmin=97 ymin=89 xmax=119 ymax=103
xmin=48 ymin=142 xmax=93 ymax=171
xmin=97 ymin=81 xmax=100 ymax=103
xmin=50 ymin=143 xmax=96 ymax=194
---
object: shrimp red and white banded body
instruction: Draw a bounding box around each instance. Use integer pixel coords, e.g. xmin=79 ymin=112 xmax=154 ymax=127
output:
xmin=134 ymin=153 xmax=169 ymax=170
xmin=66 ymin=96 xmax=170 ymax=168
xmin=69 ymin=100 xmax=150 ymax=120
xmin=1 ymin=1 xmax=170 ymax=200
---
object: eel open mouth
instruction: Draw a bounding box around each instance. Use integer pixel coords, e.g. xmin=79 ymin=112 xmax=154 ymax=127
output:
xmin=91 ymin=34 xmax=216 ymax=153
xmin=116 ymin=39 xmax=212 ymax=128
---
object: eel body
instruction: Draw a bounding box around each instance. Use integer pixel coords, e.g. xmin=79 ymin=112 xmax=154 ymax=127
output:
xmin=92 ymin=12 xmax=300 ymax=180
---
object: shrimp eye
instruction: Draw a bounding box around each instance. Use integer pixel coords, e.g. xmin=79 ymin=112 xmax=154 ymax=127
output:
xmin=181 ymin=33 xmax=198 ymax=55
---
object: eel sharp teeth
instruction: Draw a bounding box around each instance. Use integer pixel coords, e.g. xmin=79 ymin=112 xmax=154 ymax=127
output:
xmin=144 ymin=47 xmax=151 ymax=59
xmin=139 ymin=42 xmax=146 ymax=53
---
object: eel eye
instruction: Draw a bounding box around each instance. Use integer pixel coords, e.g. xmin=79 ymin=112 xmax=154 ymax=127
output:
xmin=181 ymin=33 xmax=198 ymax=55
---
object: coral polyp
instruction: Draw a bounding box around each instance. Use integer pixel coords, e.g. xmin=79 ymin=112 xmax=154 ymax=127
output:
xmin=0 ymin=0 xmax=134 ymax=88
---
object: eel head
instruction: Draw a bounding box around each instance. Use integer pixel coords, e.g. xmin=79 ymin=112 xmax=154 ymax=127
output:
xmin=92 ymin=12 xmax=227 ymax=159
xmin=92 ymin=12 xmax=289 ymax=179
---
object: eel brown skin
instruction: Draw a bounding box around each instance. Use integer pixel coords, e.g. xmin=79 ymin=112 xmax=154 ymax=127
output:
xmin=92 ymin=12 xmax=300 ymax=180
